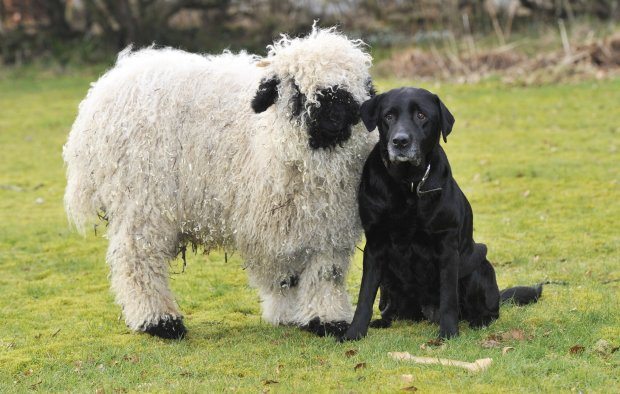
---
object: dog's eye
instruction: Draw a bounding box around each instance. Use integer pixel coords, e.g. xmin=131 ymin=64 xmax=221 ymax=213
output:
xmin=416 ymin=112 xmax=426 ymax=120
xmin=384 ymin=113 xmax=394 ymax=122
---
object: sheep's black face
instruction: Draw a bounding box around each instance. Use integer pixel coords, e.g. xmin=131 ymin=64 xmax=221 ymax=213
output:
xmin=305 ymin=87 xmax=361 ymax=150
xmin=252 ymin=78 xmax=374 ymax=150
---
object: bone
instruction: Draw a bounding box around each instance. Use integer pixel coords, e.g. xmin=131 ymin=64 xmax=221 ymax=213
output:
xmin=388 ymin=352 xmax=493 ymax=373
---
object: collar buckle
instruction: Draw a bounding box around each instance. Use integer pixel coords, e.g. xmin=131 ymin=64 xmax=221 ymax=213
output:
xmin=413 ymin=163 xmax=442 ymax=197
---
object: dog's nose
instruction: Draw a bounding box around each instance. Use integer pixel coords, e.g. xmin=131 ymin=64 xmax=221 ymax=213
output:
xmin=391 ymin=134 xmax=410 ymax=148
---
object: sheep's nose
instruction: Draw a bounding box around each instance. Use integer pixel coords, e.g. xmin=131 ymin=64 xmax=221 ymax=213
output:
xmin=391 ymin=134 xmax=411 ymax=148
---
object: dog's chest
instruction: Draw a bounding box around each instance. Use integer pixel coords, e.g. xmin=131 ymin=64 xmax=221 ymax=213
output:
xmin=385 ymin=192 xmax=432 ymax=236
xmin=383 ymin=224 xmax=439 ymax=296
xmin=383 ymin=193 xmax=442 ymax=262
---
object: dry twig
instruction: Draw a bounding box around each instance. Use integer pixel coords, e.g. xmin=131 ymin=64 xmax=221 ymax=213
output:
xmin=388 ymin=352 xmax=492 ymax=373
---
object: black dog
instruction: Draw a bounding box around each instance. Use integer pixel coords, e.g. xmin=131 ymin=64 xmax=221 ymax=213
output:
xmin=341 ymin=87 xmax=541 ymax=341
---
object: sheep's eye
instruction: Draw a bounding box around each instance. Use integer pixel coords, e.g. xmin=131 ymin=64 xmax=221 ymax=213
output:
xmin=416 ymin=112 xmax=426 ymax=120
xmin=384 ymin=113 xmax=394 ymax=122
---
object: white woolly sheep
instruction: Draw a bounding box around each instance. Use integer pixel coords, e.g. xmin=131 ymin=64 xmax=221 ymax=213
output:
xmin=63 ymin=26 xmax=376 ymax=339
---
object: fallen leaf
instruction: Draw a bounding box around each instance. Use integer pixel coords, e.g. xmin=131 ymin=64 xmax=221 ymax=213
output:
xmin=502 ymin=346 xmax=515 ymax=355
xmin=123 ymin=355 xmax=140 ymax=364
xmin=354 ymin=362 xmax=366 ymax=371
xmin=523 ymin=190 xmax=530 ymax=197
xmin=481 ymin=339 xmax=501 ymax=349
xmin=95 ymin=388 xmax=104 ymax=394
xmin=421 ymin=337 xmax=446 ymax=351
xmin=486 ymin=333 xmax=503 ymax=341
xmin=569 ymin=345 xmax=585 ymax=354
xmin=275 ymin=364 xmax=283 ymax=374
xmin=426 ymin=338 xmax=444 ymax=347
xmin=345 ymin=349 xmax=357 ymax=357
xmin=401 ymin=386 xmax=418 ymax=391
xmin=263 ymin=380 xmax=279 ymax=385
xmin=503 ymin=329 xmax=527 ymax=341
xmin=24 ymin=369 xmax=33 ymax=377
xmin=401 ymin=374 xmax=414 ymax=383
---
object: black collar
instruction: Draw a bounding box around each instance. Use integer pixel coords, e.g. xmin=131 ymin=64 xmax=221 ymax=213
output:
xmin=381 ymin=154 xmax=443 ymax=198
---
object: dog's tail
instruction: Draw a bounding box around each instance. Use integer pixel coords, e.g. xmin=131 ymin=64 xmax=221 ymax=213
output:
xmin=500 ymin=283 xmax=543 ymax=305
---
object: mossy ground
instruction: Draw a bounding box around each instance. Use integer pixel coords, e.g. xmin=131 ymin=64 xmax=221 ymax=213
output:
xmin=0 ymin=70 xmax=618 ymax=392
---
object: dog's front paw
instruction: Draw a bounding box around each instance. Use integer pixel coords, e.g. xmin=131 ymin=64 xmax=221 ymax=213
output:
xmin=301 ymin=318 xmax=349 ymax=337
xmin=468 ymin=315 xmax=495 ymax=329
xmin=142 ymin=315 xmax=187 ymax=340
xmin=438 ymin=324 xmax=458 ymax=339
xmin=369 ymin=318 xmax=392 ymax=329
xmin=339 ymin=328 xmax=366 ymax=342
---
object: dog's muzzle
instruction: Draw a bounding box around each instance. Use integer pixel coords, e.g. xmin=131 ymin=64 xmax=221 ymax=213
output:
xmin=388 ymin=131 xmax=422 ymax=165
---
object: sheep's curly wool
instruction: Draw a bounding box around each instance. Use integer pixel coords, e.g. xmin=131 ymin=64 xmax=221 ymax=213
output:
xmin=63 ymin=27 xmax=376 ymax=335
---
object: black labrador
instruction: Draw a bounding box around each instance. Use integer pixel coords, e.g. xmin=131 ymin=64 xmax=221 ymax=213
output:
xmin=341 ymin=87 xmax=541 ymax=341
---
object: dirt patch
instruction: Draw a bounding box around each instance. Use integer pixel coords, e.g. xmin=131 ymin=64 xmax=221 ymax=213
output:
xmin=376 ymin=31 xmax=620 ymax=84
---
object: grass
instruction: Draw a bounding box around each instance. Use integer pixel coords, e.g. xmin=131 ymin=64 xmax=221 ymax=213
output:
xmin=0 ymin=69 xmax=618 ymax=393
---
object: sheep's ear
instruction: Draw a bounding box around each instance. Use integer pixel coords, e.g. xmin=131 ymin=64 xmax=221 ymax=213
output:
xmin=251 ymin=77 xmax=280 ymax=113
xmin=366 ymin=78 xmax=377 ymax=98
xmin=436 ymin=95 xmax=455 ymax=143
xmin=359 ymin=93 xmax=382 ymax=132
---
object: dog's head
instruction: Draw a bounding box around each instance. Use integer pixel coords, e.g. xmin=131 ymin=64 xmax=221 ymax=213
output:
xmin=251 ymin=26 xmax=374 ymax=150
xmin=359 ymin=87 xmax=454 ymax=166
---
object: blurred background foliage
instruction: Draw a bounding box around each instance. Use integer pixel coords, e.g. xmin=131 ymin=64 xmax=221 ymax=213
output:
xmin=0 ymin=1 xmax=619 ymax=82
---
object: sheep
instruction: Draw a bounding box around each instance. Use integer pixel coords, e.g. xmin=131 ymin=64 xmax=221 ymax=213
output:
xmin=63 ymin=26 xmax=377 ymax=339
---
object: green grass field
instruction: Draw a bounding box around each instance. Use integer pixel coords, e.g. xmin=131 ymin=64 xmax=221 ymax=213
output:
xmin=0 ymin=69 xmax=618 ymax=393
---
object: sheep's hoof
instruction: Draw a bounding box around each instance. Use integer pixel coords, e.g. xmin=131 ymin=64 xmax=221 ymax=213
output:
xmin=143 ymin=316 xmax=187 ymax=340
xmin=301 ymin=318 xmax=349 ymax=337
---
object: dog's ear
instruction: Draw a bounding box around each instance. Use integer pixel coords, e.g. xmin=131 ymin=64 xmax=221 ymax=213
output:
xmin=252 ymin=77 xmax=280 ymax=113
xmin=360 ymin=94 xmax=383 ymax=132
xmin=436 ymin=96 xmax=455 ymax=143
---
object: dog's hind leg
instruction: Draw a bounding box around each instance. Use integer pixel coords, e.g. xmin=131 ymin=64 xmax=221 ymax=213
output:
xmin=459 ymin=259 xmax=500 ymax=329
xmin=369 ymin=288 xmax=394 ymax=328
xmin=106 ymin=212 xmax=186 ymax=339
